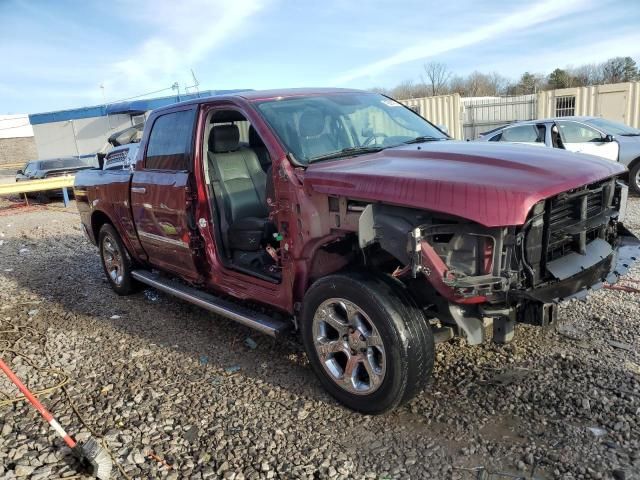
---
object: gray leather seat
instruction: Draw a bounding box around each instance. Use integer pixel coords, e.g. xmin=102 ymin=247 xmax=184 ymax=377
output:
xmin=298 ymin=108 xmax=337 ymax=159
xmin=207 ymin=124 xmax=271 ymax=251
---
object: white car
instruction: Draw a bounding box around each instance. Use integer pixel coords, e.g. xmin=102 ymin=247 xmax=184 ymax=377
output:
xmin=476 ymin=117 xmax=640 ymax=193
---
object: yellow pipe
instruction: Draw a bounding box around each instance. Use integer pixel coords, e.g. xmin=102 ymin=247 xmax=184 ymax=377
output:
xmin=0 ymin=162 xmax=26 ymax=170
xmin=0 ymin=176 xmax=75 ymax=195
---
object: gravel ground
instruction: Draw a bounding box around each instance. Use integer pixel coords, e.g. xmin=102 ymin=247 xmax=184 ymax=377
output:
xmin=0 ymin=197 xmax=638 ymax=480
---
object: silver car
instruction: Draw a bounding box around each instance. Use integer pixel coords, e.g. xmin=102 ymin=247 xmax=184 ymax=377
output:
xmin=476 ymin=117 xmax=640 ymax=193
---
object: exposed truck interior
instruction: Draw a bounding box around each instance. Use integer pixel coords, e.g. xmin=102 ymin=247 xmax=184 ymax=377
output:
xmin=204 ymin=110 xmax=280 ymax=281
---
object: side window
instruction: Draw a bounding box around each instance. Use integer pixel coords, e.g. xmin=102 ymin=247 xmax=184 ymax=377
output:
xmin=146 ymin=109 xmax=196 ymax=170
xmin=500 ymin=125 xmax=542 ymax=143
xmin=557 ymin=121 xmax=603 ymax=143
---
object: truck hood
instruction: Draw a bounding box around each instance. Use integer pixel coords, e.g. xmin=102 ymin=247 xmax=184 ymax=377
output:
xmin=304 ymin=141 xmax=625 ymax=227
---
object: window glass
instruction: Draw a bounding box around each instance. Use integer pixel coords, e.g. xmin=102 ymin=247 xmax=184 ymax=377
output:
xmin=500 ymin=125 xmax=542 ymax=143
xmin=557 ymin=121 xmax=603 ymax=143
xmin=146 ymin=109 xmax=195 ymax=170
xmin=586 ymin=118 xmax=640 ymax=135
xmin=555 ymin=96 xmax=575 ymax=117
xmin=255 ymin=93 xmax=446 ymax=165
xmin=24 ymin=163 xmax=38 ymax=175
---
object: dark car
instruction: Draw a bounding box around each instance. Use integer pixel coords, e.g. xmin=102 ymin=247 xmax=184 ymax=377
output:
xmin=17 ymin=156 xmax=97 ymax=200
xmin=74 ymin=88 xmax=639 ymax=414
xmin=17 ymin=156 xmax=98 ymax=181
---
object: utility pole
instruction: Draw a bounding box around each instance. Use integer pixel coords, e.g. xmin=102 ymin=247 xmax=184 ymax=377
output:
xmin=172 ymin=82 xmax=181 ymax=102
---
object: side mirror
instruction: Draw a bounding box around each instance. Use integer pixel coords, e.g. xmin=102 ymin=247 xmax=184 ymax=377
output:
xmin=16 ymin=169 xmax=23 ymax=175
xmin=437 ymin=124 xmax=449 ymax=135
xmin=604 ymin=134 xmax=614 ymax=142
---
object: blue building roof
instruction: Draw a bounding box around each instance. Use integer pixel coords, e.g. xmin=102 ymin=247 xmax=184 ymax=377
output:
xmin=29 ymin=89 xmax=251 ymax=125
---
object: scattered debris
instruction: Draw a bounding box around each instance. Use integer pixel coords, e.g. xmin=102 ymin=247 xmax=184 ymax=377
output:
xmin=625 ymin=361 xmax=640 ymax=375
xmin=244 ymin=337 xmax=258 ymax=350
xmin=18 ymin=247 xmax=29 ymax=254
xmin=482 ymin=368 xmax=531 ymax=387
xmin=588 ymin=426 xmax=607 ymax=437
xmin=199 ymin=355 xmax=209 ymax=365
xmin=606 ymin=339 xmax=634 ymax=352
xmin=224 ymin=365 xmax=241 ymax=375
xmin=131 ymin=348 xmax=153 ymax=358
xmin=143 ymin=289 xmax=159 ymax=302
xmin=28 ymin=309 xmax=39 ymax=316
xmin=109 ymin=314 xmax=121 ymax=320
xmin=147 ymin=451 xmax=173 ymax=470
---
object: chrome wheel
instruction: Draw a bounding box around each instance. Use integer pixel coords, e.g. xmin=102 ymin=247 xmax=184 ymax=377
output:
xmin=312 ymin=298 xmax=386 ymax=395
xmin=635 ymin=169 xmax=640 ymax=192
xmin=101 ymin=234 xmax=124 ymax=286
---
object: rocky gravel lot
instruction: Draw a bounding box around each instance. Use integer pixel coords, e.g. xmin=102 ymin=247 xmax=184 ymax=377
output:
xmin=0 ymin=197 xmax=639 ymax=480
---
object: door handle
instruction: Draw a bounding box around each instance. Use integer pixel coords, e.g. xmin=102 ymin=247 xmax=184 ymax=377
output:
xmin=131 ymin=187 xmax=146 ymax=194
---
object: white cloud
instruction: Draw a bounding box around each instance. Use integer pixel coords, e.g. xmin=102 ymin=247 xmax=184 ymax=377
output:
xmin=332 ymin=0 xmax=593 ymax=84
xmin=103 ymin=0 xmax=268 ymax=101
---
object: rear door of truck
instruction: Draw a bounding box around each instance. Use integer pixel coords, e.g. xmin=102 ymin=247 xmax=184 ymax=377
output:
xmin=130 ymin=105 xmax=202 ymax=281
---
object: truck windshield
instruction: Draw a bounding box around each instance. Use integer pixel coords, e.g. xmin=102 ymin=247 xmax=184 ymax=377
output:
xmin=255 ymin=92 xmax=447 ymax=164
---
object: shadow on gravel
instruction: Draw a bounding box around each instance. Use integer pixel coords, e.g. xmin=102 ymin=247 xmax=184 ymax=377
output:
xmin=0 ymin=234 xmax=332 ymax=405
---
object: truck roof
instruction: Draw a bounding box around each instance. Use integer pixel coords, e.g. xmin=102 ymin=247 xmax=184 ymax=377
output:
xmin=151 ymin=88 xmax=365 ymax=115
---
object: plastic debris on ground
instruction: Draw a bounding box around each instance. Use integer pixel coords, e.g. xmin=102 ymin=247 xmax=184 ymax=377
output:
xmin=143 ymin=289 xmax=159 ymax=302
xmin=244 ymin=337 xmax=258 ymax=350
xmin=224 ymin=365 xmax=241 ymax=375
xmin=587 ymin=426 xmax=607 ymax=437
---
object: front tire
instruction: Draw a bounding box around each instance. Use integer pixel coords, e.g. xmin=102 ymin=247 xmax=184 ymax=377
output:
xmin=629 ymin=162 xmax=640 ymax=195
xmin=98 ymin=224 xmax=137 ymax=295
xmin=300 ymin=271 xmax=434 ymax=414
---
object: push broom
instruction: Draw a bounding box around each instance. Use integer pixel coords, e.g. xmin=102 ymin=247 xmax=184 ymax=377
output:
xmin=0 ymin=356 xmax=112 ymax=479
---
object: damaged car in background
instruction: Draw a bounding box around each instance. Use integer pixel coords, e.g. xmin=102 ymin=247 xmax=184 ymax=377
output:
xmin=74 ymin=89 xmax=640 ymax=413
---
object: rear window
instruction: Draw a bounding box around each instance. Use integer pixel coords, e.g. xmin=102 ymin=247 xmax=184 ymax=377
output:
xmin=145 ymin=109 xmax=196 ymax=170
xmin=40 ymin=157 xmax=94 ymax=170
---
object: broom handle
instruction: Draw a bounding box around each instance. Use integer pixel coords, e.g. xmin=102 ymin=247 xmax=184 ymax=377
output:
xmin=0 ymin=357 xmax=77 ymax=448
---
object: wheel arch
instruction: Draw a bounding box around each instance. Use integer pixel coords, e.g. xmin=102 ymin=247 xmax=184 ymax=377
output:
xmin=627 ymin=155 xmax=640 ymax=172
xmin=90 ymin=210 xmax=114 ymax=244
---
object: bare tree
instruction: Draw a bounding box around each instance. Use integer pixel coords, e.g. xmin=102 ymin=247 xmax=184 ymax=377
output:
xmin=422 ymin=62 xmax=451 ymax=96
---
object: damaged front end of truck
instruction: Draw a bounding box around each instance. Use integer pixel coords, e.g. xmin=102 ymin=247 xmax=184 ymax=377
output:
xmin=360 ymin=177 xmax=640 ymax=345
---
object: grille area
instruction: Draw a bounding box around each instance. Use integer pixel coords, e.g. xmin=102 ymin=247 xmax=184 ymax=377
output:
xmin=105 ymin=149 xmax=128 ymax=169
xmin=545 ymin=180 xmax=613 ymax=263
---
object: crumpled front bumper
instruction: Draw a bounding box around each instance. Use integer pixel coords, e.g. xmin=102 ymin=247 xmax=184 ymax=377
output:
xmin=519 ymin=225 xmax=640 ymax=304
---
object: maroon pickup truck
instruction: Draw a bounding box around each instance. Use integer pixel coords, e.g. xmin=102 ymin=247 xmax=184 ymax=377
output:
xmin=74 ymin=88 xmax=640 ymax=413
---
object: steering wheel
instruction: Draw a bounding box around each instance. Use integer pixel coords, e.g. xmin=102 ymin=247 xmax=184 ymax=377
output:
xmin=362 ymin=132 xmax=388 ymax=146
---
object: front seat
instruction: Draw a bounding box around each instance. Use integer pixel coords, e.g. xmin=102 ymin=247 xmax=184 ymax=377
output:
xmin=298 ymin=108 xmax=336 ymax=159
xmin=207 ymin=124 xmax=272 ymax=251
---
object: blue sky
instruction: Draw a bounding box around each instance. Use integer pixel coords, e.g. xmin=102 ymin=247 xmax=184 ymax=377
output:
xmin=1 ymin=0 xmax=639 ymax=114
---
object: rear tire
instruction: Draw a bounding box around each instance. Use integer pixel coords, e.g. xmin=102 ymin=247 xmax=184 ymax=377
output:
xmin=629 ymin=162 xmax=640 ymax=195
xmin=300 ymin=271 xmax=434 ymax=414
xmin=98 ymin=224 xmax=137 ymax=295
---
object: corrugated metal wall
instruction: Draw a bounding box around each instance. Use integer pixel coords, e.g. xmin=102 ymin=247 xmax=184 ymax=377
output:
xmin=537 ymin=81 xmax=640 ymax=128
xmin=32 ymin=114 xmax=132 ymax=159
xmin=399 ymin=94 xmax=463 ymax=139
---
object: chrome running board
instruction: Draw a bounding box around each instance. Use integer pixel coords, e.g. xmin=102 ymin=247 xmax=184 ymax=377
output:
xmin=131 ymin=270 xmax=290 ymax=337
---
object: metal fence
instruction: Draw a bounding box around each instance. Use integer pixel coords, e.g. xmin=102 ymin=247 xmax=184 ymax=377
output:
xmin=461 ymin=95 xmax=537 ymax=140
xmin=400 ymin=94 xmax=463 ymax=139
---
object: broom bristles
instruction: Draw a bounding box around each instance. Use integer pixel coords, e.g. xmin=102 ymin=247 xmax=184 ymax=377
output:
xmin=73 ymin=437 xmax=113 ymax=480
